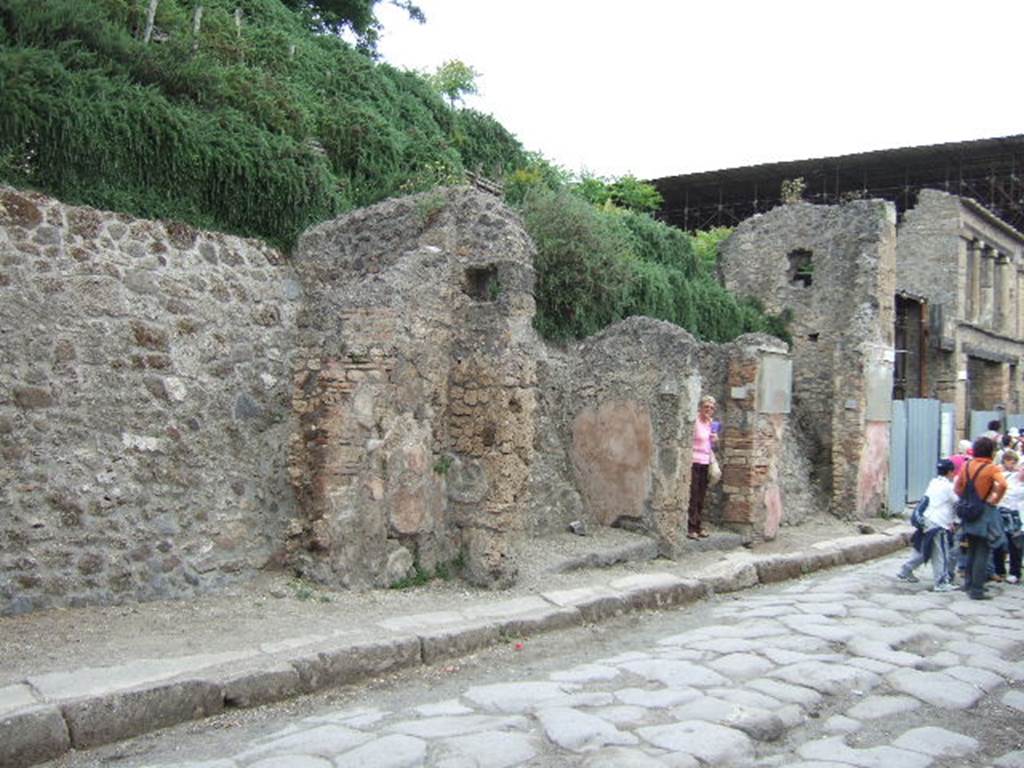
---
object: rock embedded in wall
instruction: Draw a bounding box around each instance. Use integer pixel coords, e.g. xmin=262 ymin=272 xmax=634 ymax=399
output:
xmin=287 ymin=188 xmax=538 ymax=590
xmin=570 ymin=400 xmax=654 ymax=527
xmin=0 ymin=187 xmax=299 ymax=615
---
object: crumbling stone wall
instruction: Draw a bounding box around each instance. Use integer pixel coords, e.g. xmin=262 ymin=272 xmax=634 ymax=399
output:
xmin=286 ymin=188 xmax=537 ymax=589
xmin=720 ymin=200 xmax=896 ymax=517
xmin=529 ymin=318 xmax=701 ymax=556
xmin=531 ymin=321 xmax=801 ymax=548
xmin=898 ymin=189 xmax=1024 ymax=430
xmin=0 ymin=187 xmax=298 ymax=615
xmin=2 ymin=184 xmax=813 ymax=615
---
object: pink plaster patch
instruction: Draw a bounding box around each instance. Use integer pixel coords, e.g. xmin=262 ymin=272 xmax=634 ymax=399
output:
xmin=857 ymin=422 xmax=890 ymax=515
xmin=763 ymin=484 xmax=782 ymax=539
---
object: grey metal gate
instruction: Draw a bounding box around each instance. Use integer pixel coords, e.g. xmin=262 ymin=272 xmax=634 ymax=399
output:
xmin=889 ymin=401 xmax=907 ymax=512
xmin=906 ymin=399 xmax=941 ymax=502
xmin=940 ymin=403 xmax=956 ymax=458
xmin=970 ymin=410 xmax=1002 ymax=440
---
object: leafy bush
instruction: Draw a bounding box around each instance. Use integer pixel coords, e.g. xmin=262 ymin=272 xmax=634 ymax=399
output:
xmin=521 ymin=189 xmax=634 ymax=341
xmin=0 ymin=0 xmax=526 ymax=247
xmin=518 ymin=188 xmax=790 ymax=345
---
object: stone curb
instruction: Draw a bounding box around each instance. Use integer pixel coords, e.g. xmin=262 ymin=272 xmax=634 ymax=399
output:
xmin=0 ymin=527 xmax=912 ymax=768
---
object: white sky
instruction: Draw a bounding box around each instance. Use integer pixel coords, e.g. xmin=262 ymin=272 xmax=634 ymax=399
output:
xmin=376 ymin=0 xmax=1023 ymax=180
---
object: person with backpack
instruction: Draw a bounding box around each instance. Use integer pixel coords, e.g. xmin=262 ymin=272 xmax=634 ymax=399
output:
xmin=896 ymin=459 xmax=958 ymax=591
xmin=993 ymin=450 xmax=1024 ymax=584
xmin=953 ymin=436 xmax=1008 ymax=600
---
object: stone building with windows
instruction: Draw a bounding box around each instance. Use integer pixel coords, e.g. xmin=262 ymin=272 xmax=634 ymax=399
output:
xmin=895 ymin=189 xmax=1024 ymax=430
xmin=717 ymin=186 xmax=1024 ymax=517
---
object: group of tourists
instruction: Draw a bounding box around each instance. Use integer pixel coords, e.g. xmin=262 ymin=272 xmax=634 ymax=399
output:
xmin=897 ymin=421 xmax=1024 ymax=601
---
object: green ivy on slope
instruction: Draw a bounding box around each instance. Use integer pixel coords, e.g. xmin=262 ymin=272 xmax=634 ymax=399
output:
xmin=520 ymin=189 xmax=791 ymax=344
xmin=0 ymin=0 xmax=525 ymax=247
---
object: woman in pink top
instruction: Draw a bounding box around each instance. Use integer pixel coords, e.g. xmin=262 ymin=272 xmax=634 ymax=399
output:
xmin=688 ymin=395 xmax=719 ymax=539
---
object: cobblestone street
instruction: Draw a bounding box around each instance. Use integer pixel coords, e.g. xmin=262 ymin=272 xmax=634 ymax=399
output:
xmin=58 ymin=553 xmax=1024 ymax=768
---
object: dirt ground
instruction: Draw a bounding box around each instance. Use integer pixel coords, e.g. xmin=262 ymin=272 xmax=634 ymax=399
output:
xmin=1 ymin=517 xmax=895 ymax=684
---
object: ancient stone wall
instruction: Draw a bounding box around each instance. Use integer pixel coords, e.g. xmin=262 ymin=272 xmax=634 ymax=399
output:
xmin=286 ymin=188 xmax=537 ymax=590
xmin=720 ymin=200 xmax=896 ymax=517
xmin=0 ymin=187 xmax=299 ymax=615
xmin=531 ymin=321 xmax=803 ymax=548
xmin=2 ymin=184 xmax=813 ymax=615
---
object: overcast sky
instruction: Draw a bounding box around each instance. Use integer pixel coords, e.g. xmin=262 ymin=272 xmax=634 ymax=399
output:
xmin=376 ymin=0 xmax=1023 ymax=181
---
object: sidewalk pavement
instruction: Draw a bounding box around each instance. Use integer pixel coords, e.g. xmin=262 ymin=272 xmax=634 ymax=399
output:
xmin=0 ymin=524 xmax=912 ymax=768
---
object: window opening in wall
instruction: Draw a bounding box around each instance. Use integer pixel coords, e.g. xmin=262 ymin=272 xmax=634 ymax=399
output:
xmin=807 ymin=333 xmax=819 ymax=342
xmin=464 ymin=265 xmax=500 ymax=302
xmin=787 ymin=248 xmax=813 ymax=287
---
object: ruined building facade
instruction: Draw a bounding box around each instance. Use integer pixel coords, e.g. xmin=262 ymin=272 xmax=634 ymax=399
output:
xmin=1 ymin=186 xmax=803 ymax=615
xmin=718 ymin=188 xmax=1024 ymax=517
xmin=895 ymin=190 xmax=1024 ymax=430
xmin=719 ymin=200 xmax=897 ymax=518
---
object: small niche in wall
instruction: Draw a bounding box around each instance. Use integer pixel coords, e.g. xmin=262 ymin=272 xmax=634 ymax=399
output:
xmin=464 ymin=265 xmax=500 ymax=302
xmin=807 ymin=332 xmax=819 ymax=342
xmin=787 ymin=248 xmax=814 ymax=287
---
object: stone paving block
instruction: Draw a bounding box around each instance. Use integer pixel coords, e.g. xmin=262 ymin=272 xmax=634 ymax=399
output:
xmin=941 ymin=664 xmax=1005 ymax=692
xmin=385 ymin=714 xmax=529 ymax=738
xmin=691 ymin=555 xmax=759 ymax=593
xmin=824 ymin=714 xmax=862 ymax=734
xmin=581 ymin=746 xmax=686 ymax=767
xmin=332 ymin=734 xmax=426 ymax=768
xmin=799 ymin=549 xmax=846 ymax=573
xmin=1002 ymin=689 xmax=1024 ymax=712
xmin=497 ymin=606 xmax=583 ymax=639
xmin=846 ymin=694 xmax=920 ymax=720
xmin=587 ymin=705 xmax=649 ymax=726
xmin=463 ymin=682 xmax=579 ymax=714
xmin=887 ymin=668 xmax=984 ymax=709
xmin=210 ymin=659 xmax=303 ymax=709
xmin=540 ymin=586 xmax=628 ymax=623
xmin=376 ymin=611 xmax=466 ymax=633
xmin=707 ymin=652 xmax=775 ymax=680
xmin=670 ymin=696 xmax=785 ymax=742
xmin=797 ymin=735 xmax=932 ymax=768
xmin=892 ymin=726 xmax=977 ymax=757
xmin=0 ymin=683 xmax=40 ymax=716
xmin=439 ymin=730 xmax=537 ymax=768
xmin=769 ymin=661 xmax=881 ymax=695
xmin=419 ymin=621 xmax=501 ymax=665
xmin=27 ymin=651 xmax=252 ymax=701
xmin=995 ymin=750 xmax=1024 ymax=767
xmin=619 ymin=659 xmax=728 ymax=688
xmin=237 ymin=723 xmax=372 ymax=761
xmin=833 ymin=534 xmax=903 ymax=564
xmin=307 ymin=707 xmax=389 ymax=729
xmin=637 ymin=720 xmax=754 ymax=765
xmin=549 ymin=664 xmax=620 ymax=684
xmin=608 ymin=573 xmax=707 ymax=611
xmin=753 ymin=554 xmax=805 ymax=584
xmin=249 ymin=756 xmax=332 ymax=768
xmin=0 ymin=703 xmax=71 ymax=768
xmin=613 ymin=687 xmax=702 ymax=709
xmin=289 ymin=635 xmax=421 ymax=691
xmin=846 ymin=639 xmax=926 ymax=669
xmin=747 ymin=678 xmax=823 ymax=707
xmin=536 ymin=706 xmax=638 ymax=751
xmin=62 ymin=678 xmax=223 ymax=750
xmin=461 ymin=596 xmax=551 ymax=620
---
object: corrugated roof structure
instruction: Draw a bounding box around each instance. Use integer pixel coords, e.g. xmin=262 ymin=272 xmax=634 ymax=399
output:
xmin=651 ymin=134 xmax=1024 ymax=233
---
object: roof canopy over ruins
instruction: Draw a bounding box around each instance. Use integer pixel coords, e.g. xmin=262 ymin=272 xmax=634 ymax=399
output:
xmin=651 ymin=134 xmax=1024 ymax=233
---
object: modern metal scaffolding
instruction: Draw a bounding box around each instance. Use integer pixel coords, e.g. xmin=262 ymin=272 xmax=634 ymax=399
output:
xmin=651 ymin=134 xmax=1024 ymax=234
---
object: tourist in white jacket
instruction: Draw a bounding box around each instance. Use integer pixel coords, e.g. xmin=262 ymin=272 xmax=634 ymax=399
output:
xmin=896 ymin=459 xmax=957 ymax=592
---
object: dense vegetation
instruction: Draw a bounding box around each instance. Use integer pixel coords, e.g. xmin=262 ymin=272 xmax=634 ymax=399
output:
xmin=0 ymin=0 xmax=789 ymax=344
xmin=0 ymin=0 xmax=524 ymax=246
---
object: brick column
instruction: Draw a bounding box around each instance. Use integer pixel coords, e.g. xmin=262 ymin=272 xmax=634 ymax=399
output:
xmin=718 ymin=346 xmax=787 ymax=541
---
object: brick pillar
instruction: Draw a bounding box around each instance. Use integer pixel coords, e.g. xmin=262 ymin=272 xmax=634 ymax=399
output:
xmin=718 ymin=347 xmax=787 ymax=541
